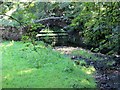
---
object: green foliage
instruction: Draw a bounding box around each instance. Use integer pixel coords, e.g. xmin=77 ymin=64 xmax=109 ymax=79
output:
xmin=21 ymin=35 xmax=29 ymax=43
xmin=71 ymin=49 xmax=102 ymax=61
xmin=1 ymin=2 xmax=37 ymax=27
xmin=1 ymin=2 xmax=119 ymax=55
xmin=1 ymin=41 xmax=96 ymax=88
xmin=22 ymin=23 xmax=45 ymax=43
xmin=0 ymin=18 xmax=19 ymax=27
xmin=70 ymin=2 xmax=120 ymax=55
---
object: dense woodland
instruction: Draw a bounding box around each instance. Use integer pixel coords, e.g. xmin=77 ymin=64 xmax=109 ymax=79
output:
xmin=0 ymin=1 xmax=120 ymax=89
xmin=1 ymin=2 xmax=119 ymax=55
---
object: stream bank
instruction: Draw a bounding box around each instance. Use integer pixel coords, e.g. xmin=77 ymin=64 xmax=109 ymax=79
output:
xmin=53 ymin=46 xmax=120 ymax=90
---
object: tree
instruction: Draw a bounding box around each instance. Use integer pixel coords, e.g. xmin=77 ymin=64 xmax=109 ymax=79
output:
xmin=70 ymin=2 xmax=120 ymax=55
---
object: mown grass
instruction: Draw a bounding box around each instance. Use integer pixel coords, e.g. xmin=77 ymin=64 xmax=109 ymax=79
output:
xmin=1 ymin=41 xmax=96 ymax=88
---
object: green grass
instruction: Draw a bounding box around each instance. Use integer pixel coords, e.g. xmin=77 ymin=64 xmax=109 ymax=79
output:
xmin=71 ymin=49 xmax=102 ymax=61
xmin=1 ymin=41 xmax=96 ymax=88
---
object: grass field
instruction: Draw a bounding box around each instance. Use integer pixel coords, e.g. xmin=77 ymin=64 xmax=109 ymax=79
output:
xmin=1 ymin=41 xmax=96 ymax=88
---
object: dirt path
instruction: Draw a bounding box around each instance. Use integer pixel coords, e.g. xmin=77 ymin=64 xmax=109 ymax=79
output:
xmin=53 ymin=46 xmax=82 ymax=54
xmin=53 ymin=46 xmax=120 ymax=90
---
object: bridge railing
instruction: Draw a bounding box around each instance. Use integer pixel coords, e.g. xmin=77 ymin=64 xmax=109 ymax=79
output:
xmin=36 ymin=31 xmax=68 ymax=45
xmin=36 ymin=31 xmax=68 ymax=37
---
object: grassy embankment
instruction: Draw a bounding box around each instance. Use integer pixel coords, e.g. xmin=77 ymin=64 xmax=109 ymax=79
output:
xmin=1 ymin=41 xmax=96 ymax=88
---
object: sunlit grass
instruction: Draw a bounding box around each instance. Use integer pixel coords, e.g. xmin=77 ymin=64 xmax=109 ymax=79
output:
xmin=71 ymin=49 xmax=102 ymax=61
xmin=1 ymin=41 xmax=96 ymax=88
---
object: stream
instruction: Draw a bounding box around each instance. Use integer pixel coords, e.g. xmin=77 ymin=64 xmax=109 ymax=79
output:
xmin=53 ymin=46 xmax=120 ymax=90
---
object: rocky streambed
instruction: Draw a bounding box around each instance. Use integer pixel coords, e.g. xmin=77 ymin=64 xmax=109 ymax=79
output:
xmin=53 ymin=46 xmax=120 ymax=90
xmin=71 ymin=55 xmax=120 ymax=90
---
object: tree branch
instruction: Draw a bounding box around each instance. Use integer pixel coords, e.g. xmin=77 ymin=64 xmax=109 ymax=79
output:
xmin=2 ymin=14 xmax=23 ymax=26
